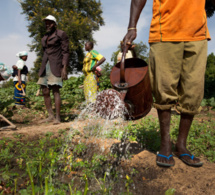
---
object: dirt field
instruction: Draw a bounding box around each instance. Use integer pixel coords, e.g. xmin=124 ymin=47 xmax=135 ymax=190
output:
xmin=0 ymin=108 xmax=215 ymax=195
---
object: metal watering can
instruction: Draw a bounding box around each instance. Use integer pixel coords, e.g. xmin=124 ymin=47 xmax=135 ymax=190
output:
xmin=94 ymin=47 xmax=153 ymax=120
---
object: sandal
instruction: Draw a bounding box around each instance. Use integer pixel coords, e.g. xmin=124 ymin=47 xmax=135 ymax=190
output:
xmin=176 ymin=153 xmax=203 ymax=167
xmin=156 ymin=154 xmax=175 ymax=167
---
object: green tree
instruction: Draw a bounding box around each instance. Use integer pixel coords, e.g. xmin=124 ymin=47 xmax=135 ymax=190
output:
xmin=111 ymin=41 xmax=149 ymax=65
xmin=99 ymin=62 xmax=113 ymax=91
xmin=205 ymin=0 xmax=215 ymax=18
xmin=19 ymin=0 xmax=104 ymax=81
xmin=205 ymin=53 xmax=215 ymax=80
xmin=205 ymin=52 xmax=215 ymax=98
xmin=1 ymin=78 xmax=14 ymax=89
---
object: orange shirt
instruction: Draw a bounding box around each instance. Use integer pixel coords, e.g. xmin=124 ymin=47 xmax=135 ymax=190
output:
xmin=149 ymin=0 xmax=210 ymax=43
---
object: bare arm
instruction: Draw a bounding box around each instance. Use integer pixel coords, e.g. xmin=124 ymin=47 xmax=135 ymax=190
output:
xmin=97 ymin=57 xmax=106 ymax=66
xmin=18 ymin=69 xmax=22 ymax=85
xmin=123 ymin=0 xmax=147 ymax=47
xmin=92 ymin=57 xmax=106 ymax=71
xmin=128 ymin=0 xmax=147 ymax=28
xmin=61 ymin=31 xmax=69 ymax=80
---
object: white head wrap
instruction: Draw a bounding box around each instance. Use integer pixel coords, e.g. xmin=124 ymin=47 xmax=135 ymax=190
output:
xmin=16 ymin=51 xmax=28 ymax=57
xmin=0 ymin=62 xmax=12 ymax=80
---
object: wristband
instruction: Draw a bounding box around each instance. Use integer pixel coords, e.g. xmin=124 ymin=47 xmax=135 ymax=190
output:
xmin=128 ymin=27 xmax=137 ymax=31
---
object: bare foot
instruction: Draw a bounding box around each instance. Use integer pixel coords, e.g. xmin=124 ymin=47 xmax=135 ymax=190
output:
xmin=38 ymin=116 xmax=55 ymax=124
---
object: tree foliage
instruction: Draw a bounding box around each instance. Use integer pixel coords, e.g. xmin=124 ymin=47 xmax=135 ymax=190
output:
xmin=205 ymin=53 xmax=215 ymax=98
xmin=19 ymin=0 xmax=104 ymax=81
xmin=205 ymin=0 xmax=215 ymax=18
xmin=99 ymin=62 xmax=113 ymax=90
xmin=111 ymin=41 xmax=149 ymax=65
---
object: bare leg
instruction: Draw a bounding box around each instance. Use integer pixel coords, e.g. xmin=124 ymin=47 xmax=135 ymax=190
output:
xmin=39 ymin=86 xmax=55 ymax=123
xmin=175 ymin=113 xmax=202 ymax=166
xmin=52 ymin=85 xmax=61 ymax=124
xmin=156 ymin=109 xmax=175 ymax=166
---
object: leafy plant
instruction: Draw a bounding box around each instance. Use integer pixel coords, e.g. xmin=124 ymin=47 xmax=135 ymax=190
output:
xmin=201 ymin=97 xmax=215 ymax=109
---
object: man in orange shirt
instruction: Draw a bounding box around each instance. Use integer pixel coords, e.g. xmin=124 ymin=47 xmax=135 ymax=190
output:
xmin=123 ymin=0 xmax=212 ymax=167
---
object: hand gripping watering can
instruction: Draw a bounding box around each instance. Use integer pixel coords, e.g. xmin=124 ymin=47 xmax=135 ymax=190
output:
xmin=94 ymin=47 xmax=153 ymax=120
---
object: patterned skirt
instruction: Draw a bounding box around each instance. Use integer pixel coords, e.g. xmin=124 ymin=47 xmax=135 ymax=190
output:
xmin=83 ymin=72 xmax=97 ymax=103
xmin=14 ymin=81 xmax=26 ymax=105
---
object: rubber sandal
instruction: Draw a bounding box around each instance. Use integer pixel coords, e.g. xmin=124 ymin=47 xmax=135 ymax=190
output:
xmin=178 ymin=153 xmax=203 ymax=167
xmin=156 ymin=154 xmax=175 ymax=167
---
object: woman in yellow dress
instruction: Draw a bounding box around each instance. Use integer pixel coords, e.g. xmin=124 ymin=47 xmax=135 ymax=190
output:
xmin=82 ymin=41 xmax=106 ymax=103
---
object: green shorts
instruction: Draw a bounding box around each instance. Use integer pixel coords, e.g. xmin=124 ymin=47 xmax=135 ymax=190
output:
xmin=37 ymin=61 xmax=63 ymax=88
xmin=149 ymin=40 xmax=208 ymax=115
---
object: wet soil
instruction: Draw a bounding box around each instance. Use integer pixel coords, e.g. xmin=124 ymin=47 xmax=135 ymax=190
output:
xmin=0 ymin=107 xmax=215 ymax=194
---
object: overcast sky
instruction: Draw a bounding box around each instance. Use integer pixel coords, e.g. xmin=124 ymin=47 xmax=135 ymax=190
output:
xmin=0 ymin=0 xmax=215 ymax=71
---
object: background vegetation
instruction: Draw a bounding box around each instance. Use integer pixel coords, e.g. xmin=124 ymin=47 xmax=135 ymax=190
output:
xmin=205 ymin=53 xmax=215 ymax=98
xmin=205 ymin=0 xmax=215 ymax=17
xmin=19 ymin=0 xmax=104 ymax=80
xmin=0 ymin=1 xmax=215 ymax=193
xmin=0 ymin=84 xmax=214 ymax=194
xmin=0 ymin=58 xmax=215 ymax=195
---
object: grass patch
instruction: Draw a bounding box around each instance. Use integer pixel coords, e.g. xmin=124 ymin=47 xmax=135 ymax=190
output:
xmin=123 ymin=115 xmax=215 ymax=162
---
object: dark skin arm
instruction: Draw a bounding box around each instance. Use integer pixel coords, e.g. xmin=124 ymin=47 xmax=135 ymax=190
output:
xmin=91 ymin=57 xmax=106 ymax=72
xmin=123 ymin=0 xmax=147 ymax=48
xmin=60 ymin=32 xmax=69 ymax=80
xmin=61 ymin=65 xmax=67 ymax=80
xmin=18 ymin=69 xmax=22 ymax=86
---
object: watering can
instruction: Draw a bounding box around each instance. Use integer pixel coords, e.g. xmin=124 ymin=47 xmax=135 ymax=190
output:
xmin=94 ymin=46 xmax=153 ymax=120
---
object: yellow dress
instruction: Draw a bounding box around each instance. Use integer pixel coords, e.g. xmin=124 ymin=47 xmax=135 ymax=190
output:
xmin=82 ymin=50 xmax=103 ymax=103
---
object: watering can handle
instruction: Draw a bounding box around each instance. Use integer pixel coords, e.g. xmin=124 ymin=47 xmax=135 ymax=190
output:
xmin=120 ymin=44 xmax=130 ymax=84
